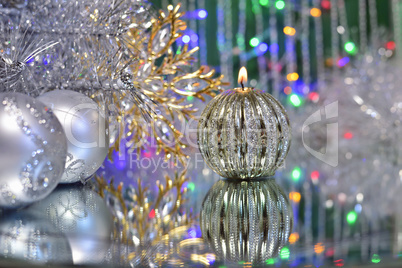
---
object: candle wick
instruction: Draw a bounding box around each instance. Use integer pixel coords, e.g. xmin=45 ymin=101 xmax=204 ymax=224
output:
xmin=240 ymin=79 xmax=244 ymax=90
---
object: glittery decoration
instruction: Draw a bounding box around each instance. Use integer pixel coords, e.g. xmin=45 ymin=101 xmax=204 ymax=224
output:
xmin=0 ymin=92 xmax=67 ymax=208
xmin=200 ymin=179 xmax=293 ymax=263
xmin=197 ymin=88 xmax=291 ymax=179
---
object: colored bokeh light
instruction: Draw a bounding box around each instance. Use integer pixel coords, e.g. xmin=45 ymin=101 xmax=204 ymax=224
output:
xmin=283 ymin=26 xmax=296 ymax=36
xmin=280 ymin=247 xmax=290 ymax=259
xmin=284 ymin=86 xmax=292 ymax=95
xmin=314 ymin=243 xmax=325 ymax=254
xmin=249 ymin=37 xmax=260 ymax=47
xmin=308 ymin=92 xmax=319 ymax=102
xmin=289 ymin=192 xmax=301 ymax=203
xmin=275 ymin=0 xmax=285 ymax=10
xmin=197 ymin=9 xmax=208 ymax=19
xmin=371 ymin=254 xmax=381 ymax=264
xmin=344 ymin=132 xmax=353 ymax=139
xmin=334 ymin=259 xmax=344 ymax=267
xmin=321 ymin=0 xmax=331 ymax=10
xmin=182 ymin=35 xmax=191 ymax=44
xmin=257 ymin=42 xmax=269 ymax=54
xmin=347 ymin=211 xmax=358 ymax=224
xmin=310 ymin=7 xmax=322 ymax=17
xmin=311 ymin=170 xmax=320 ymax=180
xmin=344 ymin=41 xmax=357 ymax=55
xmin=289 ymin=232 xmax=299 ymax=244
xmin=269 ymin=43 xmax=279 ymax=53
xmin=290 ymin=94 xmax=302 ymax=107
xmin=287 ymin=72 xmax=299 ymax=81
xmin=266 ymin=258 xmax=275 ymax=265
xmin=259 ymin=0 xmax=269 ymax=6
xmin=386 ymin=41 xmax=396 ymax=50
xmin=291 ymin=166 xmax=302 ymax=181
xmin=337 ymin=57 xmax=350 ymax=67
xmin=187 ymin=182 xmax=195 ymax=192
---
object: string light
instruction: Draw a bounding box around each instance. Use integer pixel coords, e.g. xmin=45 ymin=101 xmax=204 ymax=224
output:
xmin=290 ymin=94 xmax=302 ymax=107
xmin=344 ymin=41 xmax=357 ymax=55
xmin=283 ymin=26 xmax=296 ymax=36
xmin=310 ymin=8 xmax=322 ymax=17
xmin=275 ymin=0 xmax=285 ymax=10
xmin=249 ymin=37 xmax=260 ymax=47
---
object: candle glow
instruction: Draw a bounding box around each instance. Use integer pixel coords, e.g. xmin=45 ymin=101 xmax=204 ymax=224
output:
xmin=238 ymin=66 xmax=248 ymax=88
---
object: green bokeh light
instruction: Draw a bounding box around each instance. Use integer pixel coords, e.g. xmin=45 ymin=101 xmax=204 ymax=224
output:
xmin=275 ymin=0 xmax=285 ymax=10
xmin=344 ymin=41 xmax=357 ymax=55
xmin=291 ymin=167 xmax=302 ymax=181
xmin=266 ymin=258 xmax=275 ymax=265
xmin=259 ymin=0 xmax=269 ymax=6
xmin=187 ymin=96 xmax=194 ymax=102
xmin=187 ymin=182 xmax=195 ymax=192
xmin=290 ymin=94 xmax=302 ymax=107
xmin=371 ymin=254 xmax=381 ymax=264
xmin=249 ymin=37 xmax=260 ymax=47
xmin=280 ymin=247 xmax=290 ymax=259
xmin=347 ymin=211 xmax=358 ymax=225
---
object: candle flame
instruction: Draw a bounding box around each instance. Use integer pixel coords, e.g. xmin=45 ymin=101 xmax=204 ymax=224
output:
xmin=238 ymin=66 xmax=248 ymax=86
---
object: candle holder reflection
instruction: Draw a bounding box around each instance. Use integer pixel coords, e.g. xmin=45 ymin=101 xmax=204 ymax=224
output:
xmin=200 ymin=178 xmax=293 ymax=264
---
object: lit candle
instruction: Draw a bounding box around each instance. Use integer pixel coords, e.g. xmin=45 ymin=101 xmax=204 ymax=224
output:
xmin=197 ymin=66 xmax=292 ymax=179
xmin=238 ymin=66 xmax=248 ymax=90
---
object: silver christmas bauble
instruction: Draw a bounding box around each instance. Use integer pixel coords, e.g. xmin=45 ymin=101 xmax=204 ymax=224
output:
xmin=37 ymin=90 xmax=109 ymax=183
xmin=29 ymin=185 xmax=114 ymax=265
xmin=0 ymin=92 xmax=67 ymax=208
xmin=197 ymin=88 xmax=291 ymax=179
xmin=0 ymin=211 xmax=73 ymax=265
xmin=200 ymin=179 xmax=293 ymax=263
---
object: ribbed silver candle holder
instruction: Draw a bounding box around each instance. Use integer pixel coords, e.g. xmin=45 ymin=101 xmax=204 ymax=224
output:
xmin=197 ymin=88 xmax=291 ymax=179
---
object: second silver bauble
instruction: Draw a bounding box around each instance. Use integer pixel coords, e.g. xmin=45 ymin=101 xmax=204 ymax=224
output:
xmin=37 ymin=90 xmax=109 ymax=183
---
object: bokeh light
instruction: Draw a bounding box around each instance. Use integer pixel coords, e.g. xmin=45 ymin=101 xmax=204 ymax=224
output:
xmin=290 ymin=94 xmax=302 ymax=107
xmin=344 ymin=41 xmax=357 ymax=55
xmin=275 ymin=0 xmax=285 ymax=10
xmin=283 ymin=26 xmax=296 ymax=36
xmin=249 ymin=37 xmax=260 ymax=47
xmin=310 ymin=7 xmax=322 ymax=17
